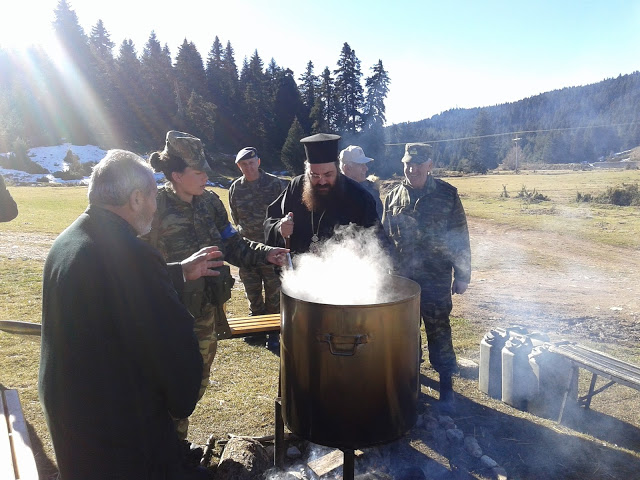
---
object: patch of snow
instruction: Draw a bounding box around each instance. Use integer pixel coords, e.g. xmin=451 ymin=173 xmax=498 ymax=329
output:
xmin=1 ymin=144 xmax=230 ymax=187
xmin=27 ymin=143 xmax=107 ymax=172
xmin=1 ymin=143 xmax=108 ymax=185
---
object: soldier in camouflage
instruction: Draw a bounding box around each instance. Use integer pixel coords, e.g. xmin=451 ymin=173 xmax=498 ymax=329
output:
xmin=144 ymin=131 xmax=288 ymax=441
xmin=229 ymin=147 xmax=287 ymax=321
xmin=382 ymin=143 xmax=471 ymax=413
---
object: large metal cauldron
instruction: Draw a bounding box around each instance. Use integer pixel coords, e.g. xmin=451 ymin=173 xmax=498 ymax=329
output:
xmin=280 ymin=275 xmax=421 ymax=449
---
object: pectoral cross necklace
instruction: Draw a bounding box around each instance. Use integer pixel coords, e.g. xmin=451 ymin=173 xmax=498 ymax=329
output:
xmin=311 ymin=210 xmax=326 ymax=243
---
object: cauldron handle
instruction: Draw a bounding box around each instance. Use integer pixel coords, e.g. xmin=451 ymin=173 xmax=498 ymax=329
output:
xmin=316 ymin=333 xmax=369 ymax=356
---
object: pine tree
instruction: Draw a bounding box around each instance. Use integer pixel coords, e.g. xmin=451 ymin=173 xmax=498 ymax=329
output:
xmin=206 ymin=36 xmax=224 ymax=105
xmin=298 ymin=61 xmax=318 ymax=110
xmin=53 ymin=0 xmax=91 ymax=69
xmin=239 ymin=50 xmax=269 ymax=152
xmin=186 ymin=91 xmax=216 ymax=146
xmin=334 ymin=43 xmax=364 ymax=134
xmin=315 ymin=67 xmax=338 ymax=133
xmin=297 ymin=60 xmax=318 ymax=133
xmin=88 ymin=20 xmax=117 ymax=144
xmin=363 ymin=60 xmax=390 ymax=130
xmin=52 ymin=0 xmax=96 ymax=143
xmin=265 ymin=58 xmax=282 ymax=99
xmin=222 ymin=41 xmax=239 ymax=96
xmin=215 ymin=41 xmax=241 ymax=149
xmin=174 ymin=40 xmax=207 ymax=117
xmin=113 ymin=39 xmax=144 ymax=148
xmin=269 ymin=68 xmax=305 ymax=168
xmin=140 ymin=31 xmax=176 ymax=145
xmin=361 ymin=60 xmax=391 ymax=169
xmin=281 ymin=116 xmax=306 ymax=174
xmin=309 ymin=96 xmax=328 ymax=134
xmin=89 ymin=20 xmax=115 ymax=64
xmin=465 ymin=110 xmax=498 ymax=173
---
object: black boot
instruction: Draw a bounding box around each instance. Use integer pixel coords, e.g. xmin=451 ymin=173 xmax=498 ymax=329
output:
xmin=439 ymin=375 xmax=456 ymax=414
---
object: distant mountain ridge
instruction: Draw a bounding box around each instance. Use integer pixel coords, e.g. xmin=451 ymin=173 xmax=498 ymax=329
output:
xmin=384 ymin=71 xmax=640 ymax=172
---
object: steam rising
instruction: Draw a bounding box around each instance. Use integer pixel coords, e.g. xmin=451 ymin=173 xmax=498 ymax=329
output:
xmin=281 ymin=224 xmax=395 ymax=305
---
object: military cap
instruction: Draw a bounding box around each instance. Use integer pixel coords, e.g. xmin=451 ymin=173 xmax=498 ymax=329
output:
xmin=339 ymin=145 xmax=373 ymax=164
xmin=402 ymin=143 xmax=432 ymax=164
xmin=300 ymin=133 xmax=341 ymax=164
xmin=235 ymin=147 xmax=258 ymax=164
xmin=163 ymin=131 xmax=207 ymax=170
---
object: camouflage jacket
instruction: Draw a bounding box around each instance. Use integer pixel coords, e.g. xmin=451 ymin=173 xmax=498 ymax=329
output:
xmin=145 ymin=183 xmax=272 ymax=266
xmin=228 ymin=170 xmax=287 ymax=242
xmin=383 ymin=175 xmax=471 ymax=303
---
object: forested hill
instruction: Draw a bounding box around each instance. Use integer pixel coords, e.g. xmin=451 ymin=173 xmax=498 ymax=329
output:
xmin=0 ymin=1 xmax=391 ymax=178
xmin=383 ymin=71 xmax=640 ymax=175
xmin=2 ymin=3 xmax=640 ymax=180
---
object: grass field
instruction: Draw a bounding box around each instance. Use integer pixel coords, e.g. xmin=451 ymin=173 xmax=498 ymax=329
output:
xmin=0 ymin=169 xmax=639 ymax=478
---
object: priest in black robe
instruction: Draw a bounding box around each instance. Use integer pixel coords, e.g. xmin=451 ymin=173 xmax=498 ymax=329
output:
xmin=264 ymin=133 xmax=383 ymax=255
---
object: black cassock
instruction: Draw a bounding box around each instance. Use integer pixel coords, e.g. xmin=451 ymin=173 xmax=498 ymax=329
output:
xmin=264 ymin=173 xmax=384 ymax=255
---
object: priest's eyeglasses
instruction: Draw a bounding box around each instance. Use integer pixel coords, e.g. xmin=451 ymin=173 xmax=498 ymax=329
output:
xmin=308 ymin=171 xmax=336 ymax=181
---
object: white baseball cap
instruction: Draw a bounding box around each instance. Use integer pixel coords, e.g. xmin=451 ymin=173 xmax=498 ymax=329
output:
xmin=339 ymin=145 xmax=374 ymax=164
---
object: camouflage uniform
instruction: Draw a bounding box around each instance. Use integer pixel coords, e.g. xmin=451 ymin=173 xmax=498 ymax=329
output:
xmin=144 ymin=183 xmax=273 ymax=438
xmin=383 ymin=174 xmax=471 ymax=376
xmin=229 ymin=170 xmax=287 ymax=315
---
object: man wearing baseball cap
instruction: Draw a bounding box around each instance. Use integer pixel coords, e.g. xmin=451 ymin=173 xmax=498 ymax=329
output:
xmin=229 ymin=147 xmax=287 ymax=350
xmin=339 ymin=145 xmax=383 ymax=218
xmin=383 ymin=143 xmax=471 ymax=414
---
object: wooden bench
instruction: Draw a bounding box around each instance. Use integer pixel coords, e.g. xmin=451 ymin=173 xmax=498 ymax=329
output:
xmin=0 ymin=316 xmax=281 ymax=339
xmin=227 ymin=313 xmax=280 ymax=338
xmin=1 ymin=389 xmax=38 ymax=480
xmin=549 ymin=342 xmax=640 ymax=423
xmin=0 ymin=321 xmax=41 ymax=336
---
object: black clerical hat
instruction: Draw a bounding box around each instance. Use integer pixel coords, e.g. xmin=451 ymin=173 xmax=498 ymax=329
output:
xmin=300 ymin=133 xmax=341 ymax=164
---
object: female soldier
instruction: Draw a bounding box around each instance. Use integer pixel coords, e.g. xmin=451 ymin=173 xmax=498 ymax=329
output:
xmin=145 ymin=131 xmax=287 ymax=442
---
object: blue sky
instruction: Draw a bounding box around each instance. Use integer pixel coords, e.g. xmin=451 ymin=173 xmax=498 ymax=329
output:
xmin=3 ymin=0 xmax=640 ymax=125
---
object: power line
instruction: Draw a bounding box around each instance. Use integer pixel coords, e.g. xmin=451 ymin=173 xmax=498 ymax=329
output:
xmin=384 ymin=121 xmax=640 ymax=146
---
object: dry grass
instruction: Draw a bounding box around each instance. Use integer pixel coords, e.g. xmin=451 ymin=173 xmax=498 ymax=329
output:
xmin=1 ymin=172 xmax=639 ymax=478
xmin=444 ymin=169 xmax=640 ymax=248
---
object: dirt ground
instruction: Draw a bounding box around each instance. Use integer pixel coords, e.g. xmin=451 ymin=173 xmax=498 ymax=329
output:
xmin=4 ymin=218 xmax=638 ymax=342
xmin=2 ymin=218 xmax=640 ymax=479
xmin=456 ymin=219 xmax=640 ymax=347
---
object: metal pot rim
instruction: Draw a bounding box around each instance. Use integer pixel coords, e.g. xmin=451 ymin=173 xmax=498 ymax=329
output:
xmin=281 ymin=274 xmax=421 ymax=308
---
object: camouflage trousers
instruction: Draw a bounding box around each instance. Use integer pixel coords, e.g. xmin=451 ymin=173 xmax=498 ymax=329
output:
xmin=238 ymin=264 xmax=281 ymax=315
xmin=174 ymin=302 xmax=224 ymax=440
xmin=421 ymin=300 xmax=457 ymax=377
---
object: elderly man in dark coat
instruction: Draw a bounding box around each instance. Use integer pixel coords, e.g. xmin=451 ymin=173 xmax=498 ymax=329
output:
xmin=39 ymin=150 xmax=222 ymax=480
xmin=264 ymin=133 xmax=383 ymax=255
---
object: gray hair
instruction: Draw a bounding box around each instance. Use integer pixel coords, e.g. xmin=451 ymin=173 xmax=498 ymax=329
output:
xmin=88 ymin=149 xmax=156 ymax=206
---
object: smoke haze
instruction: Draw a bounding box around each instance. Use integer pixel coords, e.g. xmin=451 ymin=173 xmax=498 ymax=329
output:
xmin=281 ymin=225 xmax=395 ymax=305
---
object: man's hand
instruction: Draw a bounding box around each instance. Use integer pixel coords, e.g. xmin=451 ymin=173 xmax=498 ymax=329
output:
xmin=181 ymin=246 xmax=224 ymax=281
xmin=452 ymin=280 xmax=468 ymax=295
xmin=279 ymin=212 xmax=294 ymax=239
xmin=266 ymin=248 xmax=290 ymax=267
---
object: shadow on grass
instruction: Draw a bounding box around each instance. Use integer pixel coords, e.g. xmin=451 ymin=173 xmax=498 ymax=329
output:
xmin=415 ymin=374 xmax=640 ymax=480
xmin=1 ymin=383 xmax=58 ymax=479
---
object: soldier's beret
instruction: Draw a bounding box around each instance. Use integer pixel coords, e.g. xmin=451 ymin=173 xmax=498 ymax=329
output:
xmin=235 ymin=147 xmax=258 ymax=164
